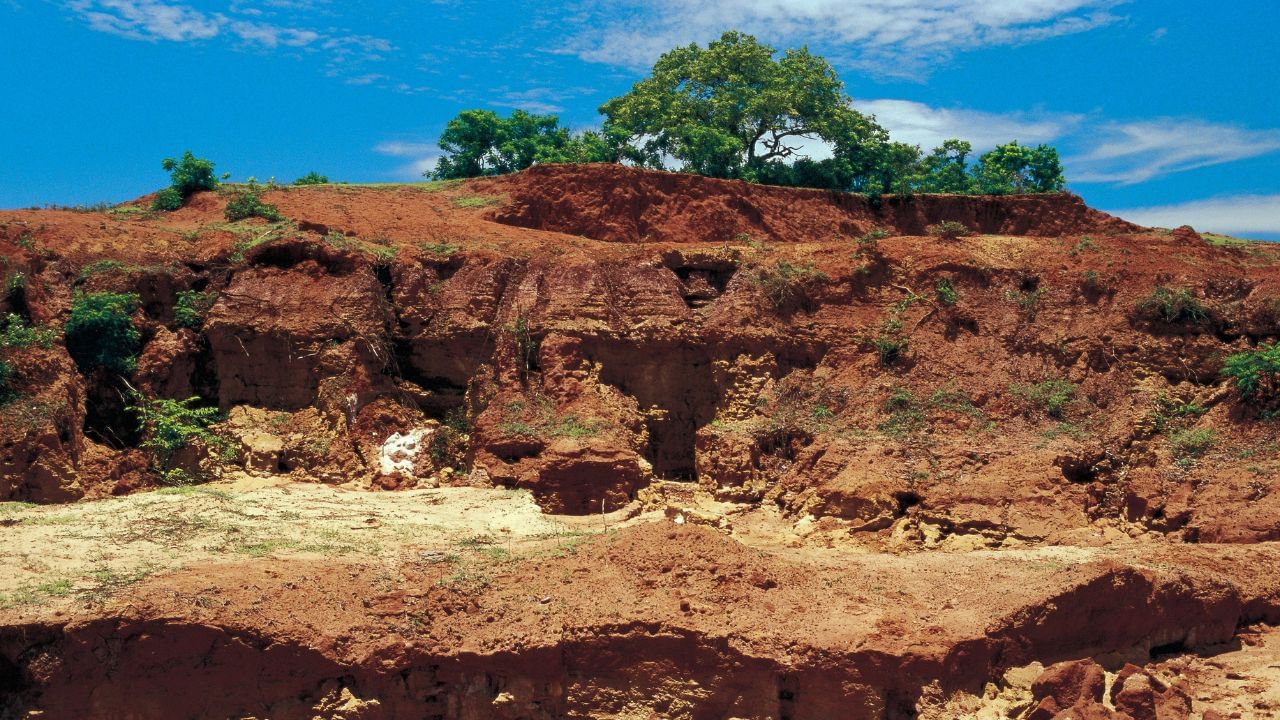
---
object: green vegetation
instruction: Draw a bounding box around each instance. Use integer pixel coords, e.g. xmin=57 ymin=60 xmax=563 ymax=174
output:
xmin=0 ymin=360 xmax=14 ymax=405
xmin=0 ymin=313 xmax=57 ymax=349
xmin=451 ymin=194 xmax=504 ymax=209
xmin=65 ymin=292 xmax=140 ymax=375
xmin=127 ymin=392 xmax=225 ymax=483
xmin=1137 ymin=286 xmax=1207 ymax=324
xmin=321 ymin=231 xmax=397 ymax=262
xmin=499 ymin=398 xmax=600 ymax=439
xmin=927 ymin=221 xmax=971 ymax=240
xmin=154 ymin=151 xmax=219 ymax=211
xmin=935 ymin=277 xmax=959 ymax=306
xmin=512 ymin=312 xmax=540 ymax=379
xmin=1148 ymin=392 xmax=1208 ymax=432
xmin=419 ymin=240 xmax=459 ymax=257
xmin=431 ymin=32 xmax=1067 ymax=195
xmin=873 ymin=293 xmax=922 ymax=365
xmin=1169 ymin=427 xmax=1216 ymax=464
xmin=1222 ymin=342 xmax=1280 ymax=402
xmin=78 ymin=258 xmax=126 ymax=279
xmin=1011 ymin=379 xmax=1076 ymax=419
xmin=1069 ymin=236 xmax=1098 ymax=255
xmin=1006 ymin=286 xmax=1047 ymax=322
xmin=753 ymin=260 xmax=828 ymax=310
xmin=224 ymin=179 xmax=284 ymax=222
xmin=293 ymin=171 xmax=329 ymax=185
xmin=432 ymin=109 xmax=621 ymax=179
xmin=877 ymin=386 xmax=989 ymax=437
xmin=175 ymin=289 xmax=216 ymax=329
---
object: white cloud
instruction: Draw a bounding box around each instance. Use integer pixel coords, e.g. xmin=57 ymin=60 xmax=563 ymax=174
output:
xmin=1108 ymin=195 xmax=1280 ymax=237
xmin=375 ymin=141 xmax=442 ymax=179
xmin=63 ymin=0 xmax=391 ymax=72
xmin=565 ymin=0 xmax=1127 ymax=75
xmin=68 ymin=0 xmax=222 ymax=41
xmin=1067 ymin=119 xmax=1280 ymax=185
xmin=858 ymin=99 xmax=1081 ymax=151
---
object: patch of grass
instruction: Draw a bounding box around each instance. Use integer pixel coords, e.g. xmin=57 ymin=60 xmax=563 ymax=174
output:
xmin=499 ymin=397 xmax=601 ymax=439
xmin=1137 ymin=286 xmax=1207 ymax=324
xmin=753 ymin=259 xmax=828 ymax=310
xmin=451 ymin=194 xmax=504 ymax=209
xmin=419 ymin=240 xmax=459 ymax=257
xmin=323 ymin=231 xmax=397 ymax=262
xmin=1068 ymin=236 xmax=1097 ymax=255
xmin=1011 ymin=379 xmax=1076 ymax=419
xmin=878 ymin=388 xmax=926 ymax=437
xmin=1168 ymin=427 xmax=1216 ymax=463
xmin=78 ymin=258 xmax=126 ymax=279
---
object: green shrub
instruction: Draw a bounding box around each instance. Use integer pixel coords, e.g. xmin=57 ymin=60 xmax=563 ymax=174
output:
xmin=935 ymin=277 xmax=959 ymax=306
xmin=0 ymin=314 xmax=57 ymax=349
xmin=174 ymin=290 xmax=215 ymax=329
xmin=224 ymin=180 xmax=283 ymax=222
xmin=927 ymin=220 xmax=971 ymax=240
xmin=878 ymin=387 xmax=925 ymax=436
xmin=293 ymin=171 xmax=329 ymax=186
xmin=154 ymin=151 xmax=218 ymax=211
xmin=152 ymin=187 xmax=183 ymax=212
xmin=1137 ymin=286 xmax=1207 ymax=324
xmin=1222 ymin=342 xmax=1280 ymax=401
xmin=128 ymin=394 xmax=222 ymax=459
xmin=754 ymin=260 xmax=828 ymax=309
xmin=1006 ymin=286 xmax=1047 ymax=321
xmin=857 ymin=228 xmax=891 ymax=252
xmin=1012 ymin=379 xmax=1076 ymax=419
xmin=65 ymin=292 xmax=140 ymax=375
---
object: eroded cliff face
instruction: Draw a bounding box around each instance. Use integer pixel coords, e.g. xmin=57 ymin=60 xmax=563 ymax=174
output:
xmin=1 ymin=165 xmax=1279 ymax=718
xmin=3 ymin=165 xmax=1277 ymax=543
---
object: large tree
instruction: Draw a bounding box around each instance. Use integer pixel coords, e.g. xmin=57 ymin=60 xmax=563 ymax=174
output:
xmin=973 ymin=141 xmax=1066 ymax=194
xmin=600 ymin=30 xmax=883 ymax=179
xmin=432 ymin=110 xmax=616 ymax=180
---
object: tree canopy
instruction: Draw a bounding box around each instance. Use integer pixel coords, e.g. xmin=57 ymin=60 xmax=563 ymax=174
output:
xmin=429 ymin=31 xmax=1069 ymax=196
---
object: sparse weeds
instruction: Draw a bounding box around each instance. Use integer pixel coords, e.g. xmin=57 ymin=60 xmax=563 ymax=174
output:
xmin=1137 ymin=286 xmax=1207 ymax=325
xmin=1011 ymin=379 xmax=1076 ymax=419
xmin=499 ymin=397 xmax=600 ymax=439
xmin=1068 ymin=236 xmax=1097 ymax=255
xmin=753 ymin=259 xmax=828 ymax=310
xmin=1005 ymin=286 xmax=1047 ymax=321
xmin=419 ymin=240 xmax=460 ymax=257
xmin=1168 ymin=427 xmax=1216 ymax=467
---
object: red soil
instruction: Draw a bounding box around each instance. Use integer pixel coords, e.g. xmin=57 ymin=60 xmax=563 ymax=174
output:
xmin=1 ymin=164 xmax=1279 ymax=718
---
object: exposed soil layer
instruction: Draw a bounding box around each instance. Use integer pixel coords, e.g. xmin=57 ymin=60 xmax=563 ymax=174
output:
xmin=2 ymin=164 xmax=1280 ymax=717
xmin=481 ymin=163 xmax=1140 ymax=243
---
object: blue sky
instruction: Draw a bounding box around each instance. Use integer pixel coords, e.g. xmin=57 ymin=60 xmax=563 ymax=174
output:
xmin=2 ymin=0 xmax=1278 ymax=238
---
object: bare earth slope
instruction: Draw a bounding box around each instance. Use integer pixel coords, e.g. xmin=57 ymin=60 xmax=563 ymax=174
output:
xmin=1 ymin=164 xmax=1279 ymax=718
